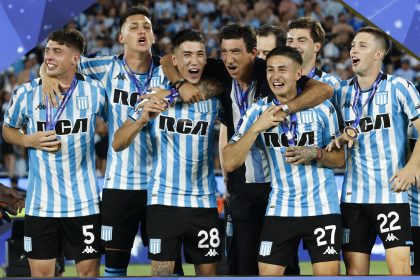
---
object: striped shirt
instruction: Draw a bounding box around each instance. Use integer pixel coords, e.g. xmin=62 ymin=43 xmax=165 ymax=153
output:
xmin=79 ymin=55 xmax=166 ymax=190
xmin=231 ymin=94 xmax=341 ymax=217
xmin=131 ymin=98 xmax=222 ymax=208
xmin=312 ymin=68 xmax=341 ymax=88
xmin=333 ymin=74 xmax=420 ymax=204
xmin=4 ymin=74 xmax=106 ymax=217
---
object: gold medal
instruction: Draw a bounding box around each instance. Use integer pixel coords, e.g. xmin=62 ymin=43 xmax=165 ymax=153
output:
xmin=344 ymin=126 xmax=358 ymax=140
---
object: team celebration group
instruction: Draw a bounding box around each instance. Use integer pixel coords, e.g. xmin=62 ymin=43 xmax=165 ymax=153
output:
xmin=1 ymin=4 xmax=420 ymax=277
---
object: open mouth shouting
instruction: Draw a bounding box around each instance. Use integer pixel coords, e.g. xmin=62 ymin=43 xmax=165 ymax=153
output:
xmin=351 ymin=56 xmax=360 ymax=67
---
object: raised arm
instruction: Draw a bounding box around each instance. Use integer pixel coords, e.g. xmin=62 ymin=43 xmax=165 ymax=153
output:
xmin=286 ymin=79 xmax=333 ymax=113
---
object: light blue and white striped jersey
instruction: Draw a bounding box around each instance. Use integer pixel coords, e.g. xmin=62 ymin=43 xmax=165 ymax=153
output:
xmin=131 ymin=98 xmax=222 ymax=208
xmin=227 ymin=80 xmax=271 ymax=183
xmin=333 ymin=74 xmax=420 ymax=204
xmin=312 ymin=68 xmax=341 ymax=88
xmin=4 ymin=74 xmax=107 ymax=217
xmin=408 ymin=118 xmax=420 ymax=226
xmin=79 ymin=55 xmax=166 ymax=190
xmin=231 ymin=95 xmax=341 ymax=217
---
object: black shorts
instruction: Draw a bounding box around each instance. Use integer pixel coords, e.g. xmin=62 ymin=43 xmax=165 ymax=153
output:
xmin=147 ymin=205 xmax=222 ymax=264
xmin=24 ymin=214 xmax=102 ymax=261
xmin=258 ymin=214 xmax=341 ymax=265
xmin=100 ymin=189 xmax=148 ymax=249
xmin=341 ymin=203 xmax=412 ymax=253
xmin=411 ymin=227 xmax=420 ymax=274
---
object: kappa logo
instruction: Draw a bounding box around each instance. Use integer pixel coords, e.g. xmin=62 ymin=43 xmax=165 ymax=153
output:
xmin=385 ymin=233 xmax=399 ymax=242
xmin=342 ymin=100 xmax=352 ymax=108
xmin=323 ymin=246 xmax=338 ymax=255
xmin=82 ymin=246 xmax=98 ymax=254
xmin=205 ymin=249 xmax=219 ymax=257
xmin=114 ymin=73 xmax=126 ymax=80
xmin=415 ymin=103 xmax=420 ymax=110
xmin=35 ymin=103 xmax=46 ymax=110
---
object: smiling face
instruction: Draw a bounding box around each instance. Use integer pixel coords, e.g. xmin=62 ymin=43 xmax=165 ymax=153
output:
xmin=119 ymin=14 xmax=155 ymax=54
xmin=350 ymin=32 xmax=384 ymax=76
xmin=44 ymin=40 xmax=79 ymax=80
xmin=266 ymin=54 xmax=302 ymax=99
xmin=172 ymin=41 xmax=206 ymax=84
xmin=286 ymin=28 xmax=320 ymax=68
xmin=220 ymin=38 xmax=256 ymax=81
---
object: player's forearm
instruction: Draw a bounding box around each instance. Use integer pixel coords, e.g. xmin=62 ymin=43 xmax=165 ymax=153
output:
xmin=223 ymin=127 xmax=259 ymax=172
xmin=161 ymin=54 xmax=182 ymax=83
xmin=198 ymin=79 xmax=223 ymax=98
xmin=112 ymin=119 xmax=146 ymax=152
xmin=2 ymin=125 xmax=28 ymax=148
xmin=218 ymin=124 xmax=228 ymax=177
xmin=319 ymin=147 xmax=345 ymax=168
xmin=287 ymin=79 xmax=332 ymax=113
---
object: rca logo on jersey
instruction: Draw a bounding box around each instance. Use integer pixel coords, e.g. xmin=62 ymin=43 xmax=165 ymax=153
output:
xmin=101 ymin=225 xmax=113 ymax=242
xmin=37 ymin=118 xmax=88 ymax=135
xmin=345 ymin=113 xmax=390 ymax=133
xmin=159 ymin=116 xmax=209 ymax=136
xmin=259 ymin=241 xmax=272 ymax=257
xmin=149 ymin=239 xmax=161 ymax=254
xmin=385 ymin=233 xmax=399 ymax=242
xmin=323 ymin=246 xmax=338 ymax=255
xmin=76 ymin=96 xmax=89 ymax=110
xmin=82 ymin=246 xmax=98 ymax=254
xmin=375 ymin=91 xmax=388 ymax=105
xmin=263 ymin=131 xmax=314 ymax=147
xmin=113 ymin=89 xmax=139 ymax=107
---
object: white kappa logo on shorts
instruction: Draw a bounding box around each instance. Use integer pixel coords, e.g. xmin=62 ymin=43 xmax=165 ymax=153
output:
xmin=205 ymin=249 xmax=218 ymax=257
xmin=82 ymin=245 xmax=98 ymax=254
xmin=323 ymin=246 xmax=338 ymax=255
xmin=385 ymin=233 xmax=399 ymax=242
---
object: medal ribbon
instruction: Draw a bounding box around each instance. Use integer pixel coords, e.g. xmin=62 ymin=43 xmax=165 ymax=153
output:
xmin=123 ymin=58 xmax=154 ymax=96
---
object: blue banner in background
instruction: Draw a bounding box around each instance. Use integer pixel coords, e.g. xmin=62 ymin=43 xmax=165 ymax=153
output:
xmin=341 ymin=0 xmax=420 ymax=58
xmin=0 ymin=0 xmax=95 ymax=72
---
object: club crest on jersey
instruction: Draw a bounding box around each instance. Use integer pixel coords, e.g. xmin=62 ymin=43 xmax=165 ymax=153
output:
xmin=196 ymin=100 xmax=209 ymax=113
xmin=76 ymin=96 xmax=89 ymax=110
xmin=101 ymin=225 xmax=113 ymax=241
xmin=375 ymin=91 xmax=388 ymax=105
xmin=149 ymin=239 xmax=161 ymax=254
xmin=150 ymin=77 xmax=161 ymax=88
xmin=24 ymin=236 xmax=32 ymax=252
xmin=300 ymin=110 xmax=314 ymax=124
xmin=259 ymin=241 xmax=272 ymax=256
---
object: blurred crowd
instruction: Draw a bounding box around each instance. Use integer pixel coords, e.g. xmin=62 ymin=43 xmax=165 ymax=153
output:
xmin=0 ymin=0 xmax=418 ymax=181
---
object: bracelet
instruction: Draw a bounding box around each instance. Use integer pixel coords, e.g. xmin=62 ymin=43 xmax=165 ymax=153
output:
xmin=172 ymin=79 xmax=186 ymax=91
xmin=316 ymin=147 xmax=324 ymax=160
xmin=280 ymin=104 xmax=291 ymax=115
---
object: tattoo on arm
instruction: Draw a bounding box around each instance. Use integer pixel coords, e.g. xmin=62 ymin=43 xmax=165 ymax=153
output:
xmin=198 ymin=78 xmax=223 ymax=99
xmin=151 ymin=261 xmax=175 ymax=276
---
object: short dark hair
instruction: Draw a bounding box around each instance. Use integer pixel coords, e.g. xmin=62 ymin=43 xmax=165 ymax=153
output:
xmin=119 ymin=6 xmax=151 ymax=31
xmin=220 ymin=23 xmax=256 ymax=53
xmin=172 ymin=28 xmax=205 ymax=51
xmin=266 ymin=46 xmax=303 ymax=65
xmin=288 ymin=17 xmax=325 ymax=46
xmin=47 ymin=29 xmax=85 ymax=53
xmin=256 ymin=24 xmax=286 ymax=47
xmin=356 ymin=26 xmax=390 ymax=55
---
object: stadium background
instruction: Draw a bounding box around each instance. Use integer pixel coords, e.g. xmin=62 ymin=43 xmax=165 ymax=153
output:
xmin=0 ymin=0 xmax=418 ymax=276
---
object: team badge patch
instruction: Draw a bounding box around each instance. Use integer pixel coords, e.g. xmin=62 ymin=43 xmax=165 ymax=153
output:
xmin=149 ymin=238 xmax=161 ymax=254
xmin=76 ymin=96 xmax=89 ymax=110
xmin=150 ymin=77 xmax=161 ymax=88
xmin=375 ymin=91 xmax=388 ymax=105
xmin=259 ymin=241 xmax=272 ymax=256
xmin=101 ymin=225 xmax=113 ymax=241
xmin=24 ymin=236 xmax=32 ymax=252
xmin=196 ymin=100 xmax=209 ymax=113
xmin=300 ymin=110 xmax=314 ymax=124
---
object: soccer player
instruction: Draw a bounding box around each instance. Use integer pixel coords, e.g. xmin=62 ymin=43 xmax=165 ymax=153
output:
xmin=223 ymin=46 xmax=344 ymax=276
xmin=256 ymin=24 xmax=286 ymax=60
xmin=327 ymin=26 xmax=420 ymax=275
xmin=3 ymin=29 xmax=105 ymax=277
xmin=41 ymin=6 xmax=184 ymax=276
xmin=113 ymin=28 xmax=223 ymax=276
xmin=286 ymin=17 xmax=340 ymax=87
xmin=160 ymin=22 xmax=334 ymax=276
